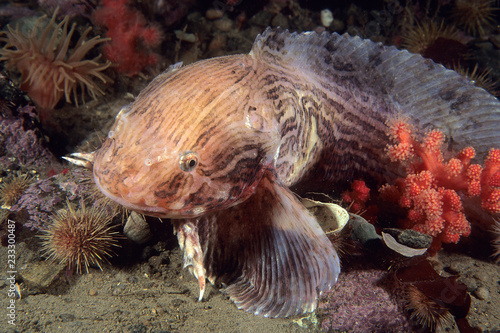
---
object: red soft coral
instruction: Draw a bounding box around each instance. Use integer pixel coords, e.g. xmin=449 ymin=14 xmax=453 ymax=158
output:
xmin=93 ymin=0 xmax=162 ymax=76
xmin=342 ymin=179 xmax=370 ymax=212
xmin=380 ymin=120 xmax=500 ymax=250
xmin=341 ymin=179 xmax=379 ymax=223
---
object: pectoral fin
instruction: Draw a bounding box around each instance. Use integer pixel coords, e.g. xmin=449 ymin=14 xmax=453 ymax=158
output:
xmin=175 ymin=170 xmax=340 ymax=317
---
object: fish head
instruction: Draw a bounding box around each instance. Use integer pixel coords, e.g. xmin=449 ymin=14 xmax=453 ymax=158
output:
xmin=93 ymin=56 xmax=280 ymax=218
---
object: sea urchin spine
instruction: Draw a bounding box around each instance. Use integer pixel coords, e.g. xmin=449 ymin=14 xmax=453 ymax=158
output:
xmin=404 ymin=284 xmax=454 ymax=330
xmin=40 ymin=202 xmax=120 ymax=273
xmin=0 ymin=172 xmax=35 ymax=210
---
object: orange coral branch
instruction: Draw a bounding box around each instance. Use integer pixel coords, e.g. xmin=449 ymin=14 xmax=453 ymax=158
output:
xmin=381 ymin=120 xmax=500 ymax=250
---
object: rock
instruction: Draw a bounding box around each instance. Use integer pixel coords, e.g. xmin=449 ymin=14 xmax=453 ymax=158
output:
xmin=213 ymin=18 xmax=233 ymax=32
xmin=19 ymin=261 xmax=66 ymax=291
xmin=57 ymin=313 xmax=75 ymax=322
xmin=382 ymin=228 xmax=433 ymax=249
xmin=249 ymin=11 xmax=272 ymax=27
xmin=474 ymin=286 xmax=490 ymax=300
xmin=174 ymin=30 xmax=198 ymax=43
xmin=148 ymin=255 xmax=168 ymax=270
xmin=206 ymin=9 xmax=223 ymax=20
xmin=473 ymin=272 xmax=489 ymax=283
xmin=349 ymin=214 xmax=381 ymax=245
xmin=271 ymin=13 xmax=289 ymax=29
xmin=125 ymin=324 xmax=147 ymax=333
xmin=462 ymin=277 xmax=478 ymax=292
xmin=448 ymin=261 xmax=462 ymax=274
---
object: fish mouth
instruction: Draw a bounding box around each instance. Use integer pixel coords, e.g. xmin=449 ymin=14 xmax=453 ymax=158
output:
xmin=92 ymin=176 xmax=169 ymax=216
xmin=93 ymin=176 xmax=200 ymax=219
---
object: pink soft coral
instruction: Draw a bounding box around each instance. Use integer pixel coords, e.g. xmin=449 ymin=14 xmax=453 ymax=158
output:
xmin=93 ymin=0 xmax=162 ymax=76
xmin=380 ymin=120 xmax=500 ymax=250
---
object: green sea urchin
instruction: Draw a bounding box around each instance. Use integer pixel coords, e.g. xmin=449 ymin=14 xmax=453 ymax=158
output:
xmin=40 ymin=203 xmax=120 ymax=273
xmin=0 ymin=172 xmax=35 ymax=209
xmin=452 ymin=0 xmax=498 ymax=38
xmin=401 ymin=19 xmax=460 ymax=55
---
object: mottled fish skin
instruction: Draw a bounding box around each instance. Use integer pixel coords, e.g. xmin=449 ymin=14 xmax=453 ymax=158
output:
xmin=94 ymin=54 xmax=281 ymax=218
xmin=92 ymin=28 xmax=500 ymax=317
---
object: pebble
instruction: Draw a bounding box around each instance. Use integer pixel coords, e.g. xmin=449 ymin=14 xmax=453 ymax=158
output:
xmin=448 ymin=262 xmax=461 ymax=274
xmin=206 ymin=9 xmax=224 ymax=20
xmin=462 ymin=277 xmax=478 ymax=292
xmin=89 ymin=289 xmax=98 ymax=296
xmin=473 ymin=272 xmax=489 ymax=283
xmin=19 ymin=261 xmax=66 ymax=291
xmin=125 ymin=324 xmax=147 ymax=333
xmin=148 ymin=255 xmax=166 ymax=269
xmin=321 ymin=9 xmax=334 ymax=27
xmin=58 ymin=313 xmax=75 ymax=322
xmin=474 ymin=286 xmax=490 ymax=300
xmin=174 ymin=30 xmax=198 ymax=43
xmin=214 ymin=18 xmax=233 ymax=32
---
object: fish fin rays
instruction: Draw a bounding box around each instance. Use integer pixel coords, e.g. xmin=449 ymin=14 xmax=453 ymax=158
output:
xmin=190 ymin=171 xmax=340 ymax=317
xmin=252 ymin=28 xmax=500 ymax=159
xmin=173 ymin=220 xmax=207 ymax=301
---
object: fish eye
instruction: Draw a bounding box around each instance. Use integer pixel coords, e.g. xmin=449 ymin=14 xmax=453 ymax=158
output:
xmin=179 ymin=151 xmax=198 ymax=172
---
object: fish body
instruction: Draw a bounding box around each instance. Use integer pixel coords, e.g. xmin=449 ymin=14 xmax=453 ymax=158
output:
xmin=91 ymin=29 xmax=500 ymax=317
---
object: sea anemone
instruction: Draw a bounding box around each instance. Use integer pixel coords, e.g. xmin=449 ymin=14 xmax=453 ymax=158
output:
xmin=453 ymin=63 xmax=499 ymax=96
xmin=0 ymin=11 xmax=112 ymax=110
xmin=400 ymin=19 xmax=466 ymax=67
xmin=0 ymin=172 xmax=35 ymax=209
xmin=452 ymin=0 xmax=498 ymax=38
xmin=401 ymin=19 xmax=460 ymax=54
xmin=404 ymin=284 xmax=454 ymax=330
xmin=40 ymin=202 xmax=120 ymax=273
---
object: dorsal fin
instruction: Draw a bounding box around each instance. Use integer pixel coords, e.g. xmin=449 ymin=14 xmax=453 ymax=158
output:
xmin=251 ymin=28 xmax=500 ymax=160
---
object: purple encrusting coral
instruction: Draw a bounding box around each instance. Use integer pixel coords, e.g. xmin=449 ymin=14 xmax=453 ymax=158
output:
xmin=38 ymin=0 xmax=94 ymax=19
xmin=0 ymin=105 xmax=55 ymax=169
xmin=0 ymin=4 xmax=37 ymax=20
xmin=10 ymin=168 xmax=106 ymax=230
xmin=318 ymin=268 xmax=412 ymax=332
